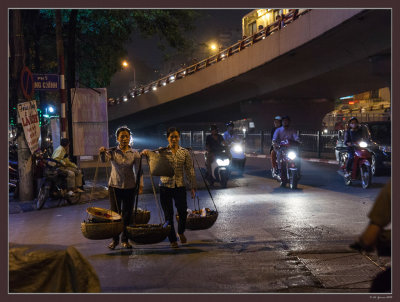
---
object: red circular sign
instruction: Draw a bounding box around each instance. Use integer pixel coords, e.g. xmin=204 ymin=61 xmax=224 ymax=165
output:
xmin=20 ymin=66 xmax=34 ymax=99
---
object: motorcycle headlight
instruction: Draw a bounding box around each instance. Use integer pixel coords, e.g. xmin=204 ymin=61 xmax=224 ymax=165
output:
xmin=287 ymin=151 xmax=297 ymax=160
xmin=232 ymin=144 xmax=243 ymax=153
xmin=359 ymin=141 xmax=368 ymax=148
xmin=216 ymin=158 xmax=230 ymax=166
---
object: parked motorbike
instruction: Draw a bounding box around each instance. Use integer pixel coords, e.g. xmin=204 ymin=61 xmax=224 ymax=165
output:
xmin=204 ymin=149 xmax=231 ymax=188
xmin=228 ymin=140 xmax=246 ymax=176
xmin=36 ymin=152 xmax=81 ymax=210
xmin=339 ymin=141 xmax=372 ymax=189
xmin=273 ymin=139 xmax=301 ymax=189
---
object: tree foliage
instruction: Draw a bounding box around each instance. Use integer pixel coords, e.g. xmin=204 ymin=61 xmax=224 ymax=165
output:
xmin=18 ymin=9 xmax=198 ymax=88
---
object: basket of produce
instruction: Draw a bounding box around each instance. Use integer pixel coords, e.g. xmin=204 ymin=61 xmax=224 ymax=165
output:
xmin=86 ymin=207 xmax=122 ymax=222
xmin=81 ymin=220 xmax=124 ymax=240
xmin=176 ymin=208 xmax=218 ymax=230
xmin=126 ymin=224 xmax=171 ymax=244
xmin=130 ymin=208 xmax=151 ymax=225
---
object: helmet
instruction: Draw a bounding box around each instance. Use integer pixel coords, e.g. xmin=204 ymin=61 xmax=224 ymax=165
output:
xmin=210 ymin=124 xmax=218 ymax=131
xmin=281 ymin=115 xmax=290 ymax=121
xmin=226 ymin=121 xmax=234 ymax=128
xmin=274 ymin=116 xmax=282 ymax=120
xmin=348 ymin=116 xmax=359 ymax=124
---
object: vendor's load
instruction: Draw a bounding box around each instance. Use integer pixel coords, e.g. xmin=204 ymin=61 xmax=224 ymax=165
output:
xmin=126 ymin=224 xmax=171 ymax=244
xmin=81 ymin=207 xmax=123 ymax=240
xmin=176 ymin=208 xmax=218 ymax=230
xmin=130 ymin=208 xmax=151 ymax=225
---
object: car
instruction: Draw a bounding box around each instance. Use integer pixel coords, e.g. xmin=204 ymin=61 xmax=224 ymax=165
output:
xmin=335 ymin=121 xmax=391 ymax=175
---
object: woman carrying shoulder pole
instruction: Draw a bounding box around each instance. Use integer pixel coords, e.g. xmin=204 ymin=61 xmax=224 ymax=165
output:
xmin=99 ymin=126 xmax=143 ymax=250
xmin=142 ymin=127 xmax=196 ymax=248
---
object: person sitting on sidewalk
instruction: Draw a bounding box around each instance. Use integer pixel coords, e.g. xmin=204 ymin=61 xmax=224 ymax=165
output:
xmin=52 ymin=138 xmax=84 ymax=196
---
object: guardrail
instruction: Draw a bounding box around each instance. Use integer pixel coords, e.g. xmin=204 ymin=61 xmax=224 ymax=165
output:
xmin=130 ymin=129 xmax=338 ymax=159
xmin=109 ymin=9 xmax=311 ymax=106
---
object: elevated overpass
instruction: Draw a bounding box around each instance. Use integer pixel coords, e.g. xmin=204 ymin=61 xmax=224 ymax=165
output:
xmin=108 ymin=9 xmax=391 ymax=133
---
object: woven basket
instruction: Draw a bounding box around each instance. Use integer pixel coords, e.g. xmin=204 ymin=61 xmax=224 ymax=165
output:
xmin=126 ymin=224 xmax=171 ymax=244
xmin=176 ymin=212 xmax=218 ymax=230
xmin=130 ymin=210 xmax=151 ymax=225
xmin=81 ymin=220 xmax=124 ymax=240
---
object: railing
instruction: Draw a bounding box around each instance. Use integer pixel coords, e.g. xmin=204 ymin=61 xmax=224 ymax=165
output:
xmin=162 ymin=129 xmax=339 ymax=159
xmin=108 ymin=9 xmax=311 ymax=106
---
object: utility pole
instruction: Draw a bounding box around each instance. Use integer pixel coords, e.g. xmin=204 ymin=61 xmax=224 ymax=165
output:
xmin=10 ymin=10 xmax=34 ymax=201
xmin=55 ymin=10 xmax=67 ymax=140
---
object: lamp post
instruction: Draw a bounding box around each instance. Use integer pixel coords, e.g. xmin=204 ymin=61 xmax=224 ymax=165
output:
xmin=122 ymin=60 xmax=136 ymax=89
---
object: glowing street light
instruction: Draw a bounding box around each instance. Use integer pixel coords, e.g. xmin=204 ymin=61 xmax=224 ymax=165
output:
xmin=210 ymin=43 xmax=217 ymax=51
xmin=122 ymin=60 xmax=136 ymax=89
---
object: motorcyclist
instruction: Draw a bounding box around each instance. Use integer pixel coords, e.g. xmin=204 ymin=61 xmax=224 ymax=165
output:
xmin=272 ymin=116 xmax=301 ymax=175
xmin=223 ymin=121 xmax=239 ymax=145
xmin=343 ymin=117 xmax=368 ymax=178
xmin=270 ymin=116 xmax=282 ymax=176
xmin=205 ymin=124 xmax=226 ymax=179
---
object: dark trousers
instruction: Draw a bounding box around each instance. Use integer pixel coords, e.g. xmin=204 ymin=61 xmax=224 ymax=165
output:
xmin=160 ymin=186 xmax=187 ymax=243
xmin=346 ymin=147 xmax=355 ymax=172
xmin=109 ymin=186 xmax=135 ymax=243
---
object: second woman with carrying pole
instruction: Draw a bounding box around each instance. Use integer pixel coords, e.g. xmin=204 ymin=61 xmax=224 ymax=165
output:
xmin=142 ymin=127 xmax=197 ymax=249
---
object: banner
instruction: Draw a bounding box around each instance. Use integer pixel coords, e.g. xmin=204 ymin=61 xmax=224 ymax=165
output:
xmin=17 ymin=100 xmax=40 ymax=154
xmin=71 ymin=88 xmax=108 ymax=156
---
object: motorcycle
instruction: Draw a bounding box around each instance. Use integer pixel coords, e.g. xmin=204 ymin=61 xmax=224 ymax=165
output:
xmin=204 ymin=149 xmax=231 ymax=188
xmin=228 ymin=140 xmax=246 ymax=176
xmin=36 ymin=152 xmax=81 ymax=210
xmin=339 ymin=141 xmax=372 ymax=189
xmin=273 ymin=139 xmax=301 ymax=189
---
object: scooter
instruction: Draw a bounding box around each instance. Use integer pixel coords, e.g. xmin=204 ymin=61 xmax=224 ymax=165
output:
xmin=36 ymin=152 xmax=81 ymax=210
xmin=204 ymin=149 xmax=231 ymax=188
xmin=273 ymin=139 xmax=301 ymax=189
xmin=339 ymin=141 xmax=372 ymax=189
xmin=228 ymin=140 xmax=246 ymax=176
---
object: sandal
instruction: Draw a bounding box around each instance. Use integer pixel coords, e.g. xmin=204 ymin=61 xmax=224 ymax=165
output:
xmin=121 ymin=242 xmax=132 ymax=249
xmin=108 ymin=241 xmax=118 ymax=250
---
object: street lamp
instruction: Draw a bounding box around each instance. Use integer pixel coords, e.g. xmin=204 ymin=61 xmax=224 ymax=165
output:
xmin=122 ymin=60 xmax=136 ymax=89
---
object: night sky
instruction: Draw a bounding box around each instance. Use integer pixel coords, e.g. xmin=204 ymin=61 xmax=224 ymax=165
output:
xmin=107 ymin=9 xmax=252 ymax=98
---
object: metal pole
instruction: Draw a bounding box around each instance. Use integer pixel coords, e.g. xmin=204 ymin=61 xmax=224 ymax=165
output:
xmin=56 ymin=10 xmax=67 ymax=139
xmin=317 ymin=130 xmax=321 ymax=158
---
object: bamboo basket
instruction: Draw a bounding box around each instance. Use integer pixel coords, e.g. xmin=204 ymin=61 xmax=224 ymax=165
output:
xmin=81 ymin=220 xmax=124 ymax=240
xmin=176 ymin=211 xmax=218 ymax=230
xmin=126 ymin=224 xmax=171 ymax=244
xmin=130 ymin=209 xmax=151 ymax=225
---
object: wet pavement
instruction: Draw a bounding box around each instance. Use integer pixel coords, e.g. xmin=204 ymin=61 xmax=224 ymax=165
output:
xmin=8 ymin=155 xmax=391 ymax=293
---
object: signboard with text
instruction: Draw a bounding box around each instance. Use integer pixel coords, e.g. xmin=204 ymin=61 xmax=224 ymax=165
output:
xmin=33 ymin=74 xmax=60 ymax=91
xmin=17 ymin=100 xmax=40 ymax=154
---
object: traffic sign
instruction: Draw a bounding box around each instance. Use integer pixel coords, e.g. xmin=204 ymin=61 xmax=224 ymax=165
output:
xmin=20 ymin=66 xmax=34 ymax=99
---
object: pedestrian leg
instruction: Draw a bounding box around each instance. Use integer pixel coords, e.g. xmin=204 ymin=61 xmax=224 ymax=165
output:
xmin=160 ymin=187 xmax=177 ymax=244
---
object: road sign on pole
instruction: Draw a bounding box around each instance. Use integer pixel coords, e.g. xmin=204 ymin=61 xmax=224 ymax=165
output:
xmin=33 ymin=74 xmax=60 ymax=91
xmin=20 ymin=66 xmax=34 ymax=99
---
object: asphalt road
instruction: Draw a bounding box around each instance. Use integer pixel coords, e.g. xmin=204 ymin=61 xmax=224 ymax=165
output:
xmin=9 ymin=155 xmax=391 ymax=293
